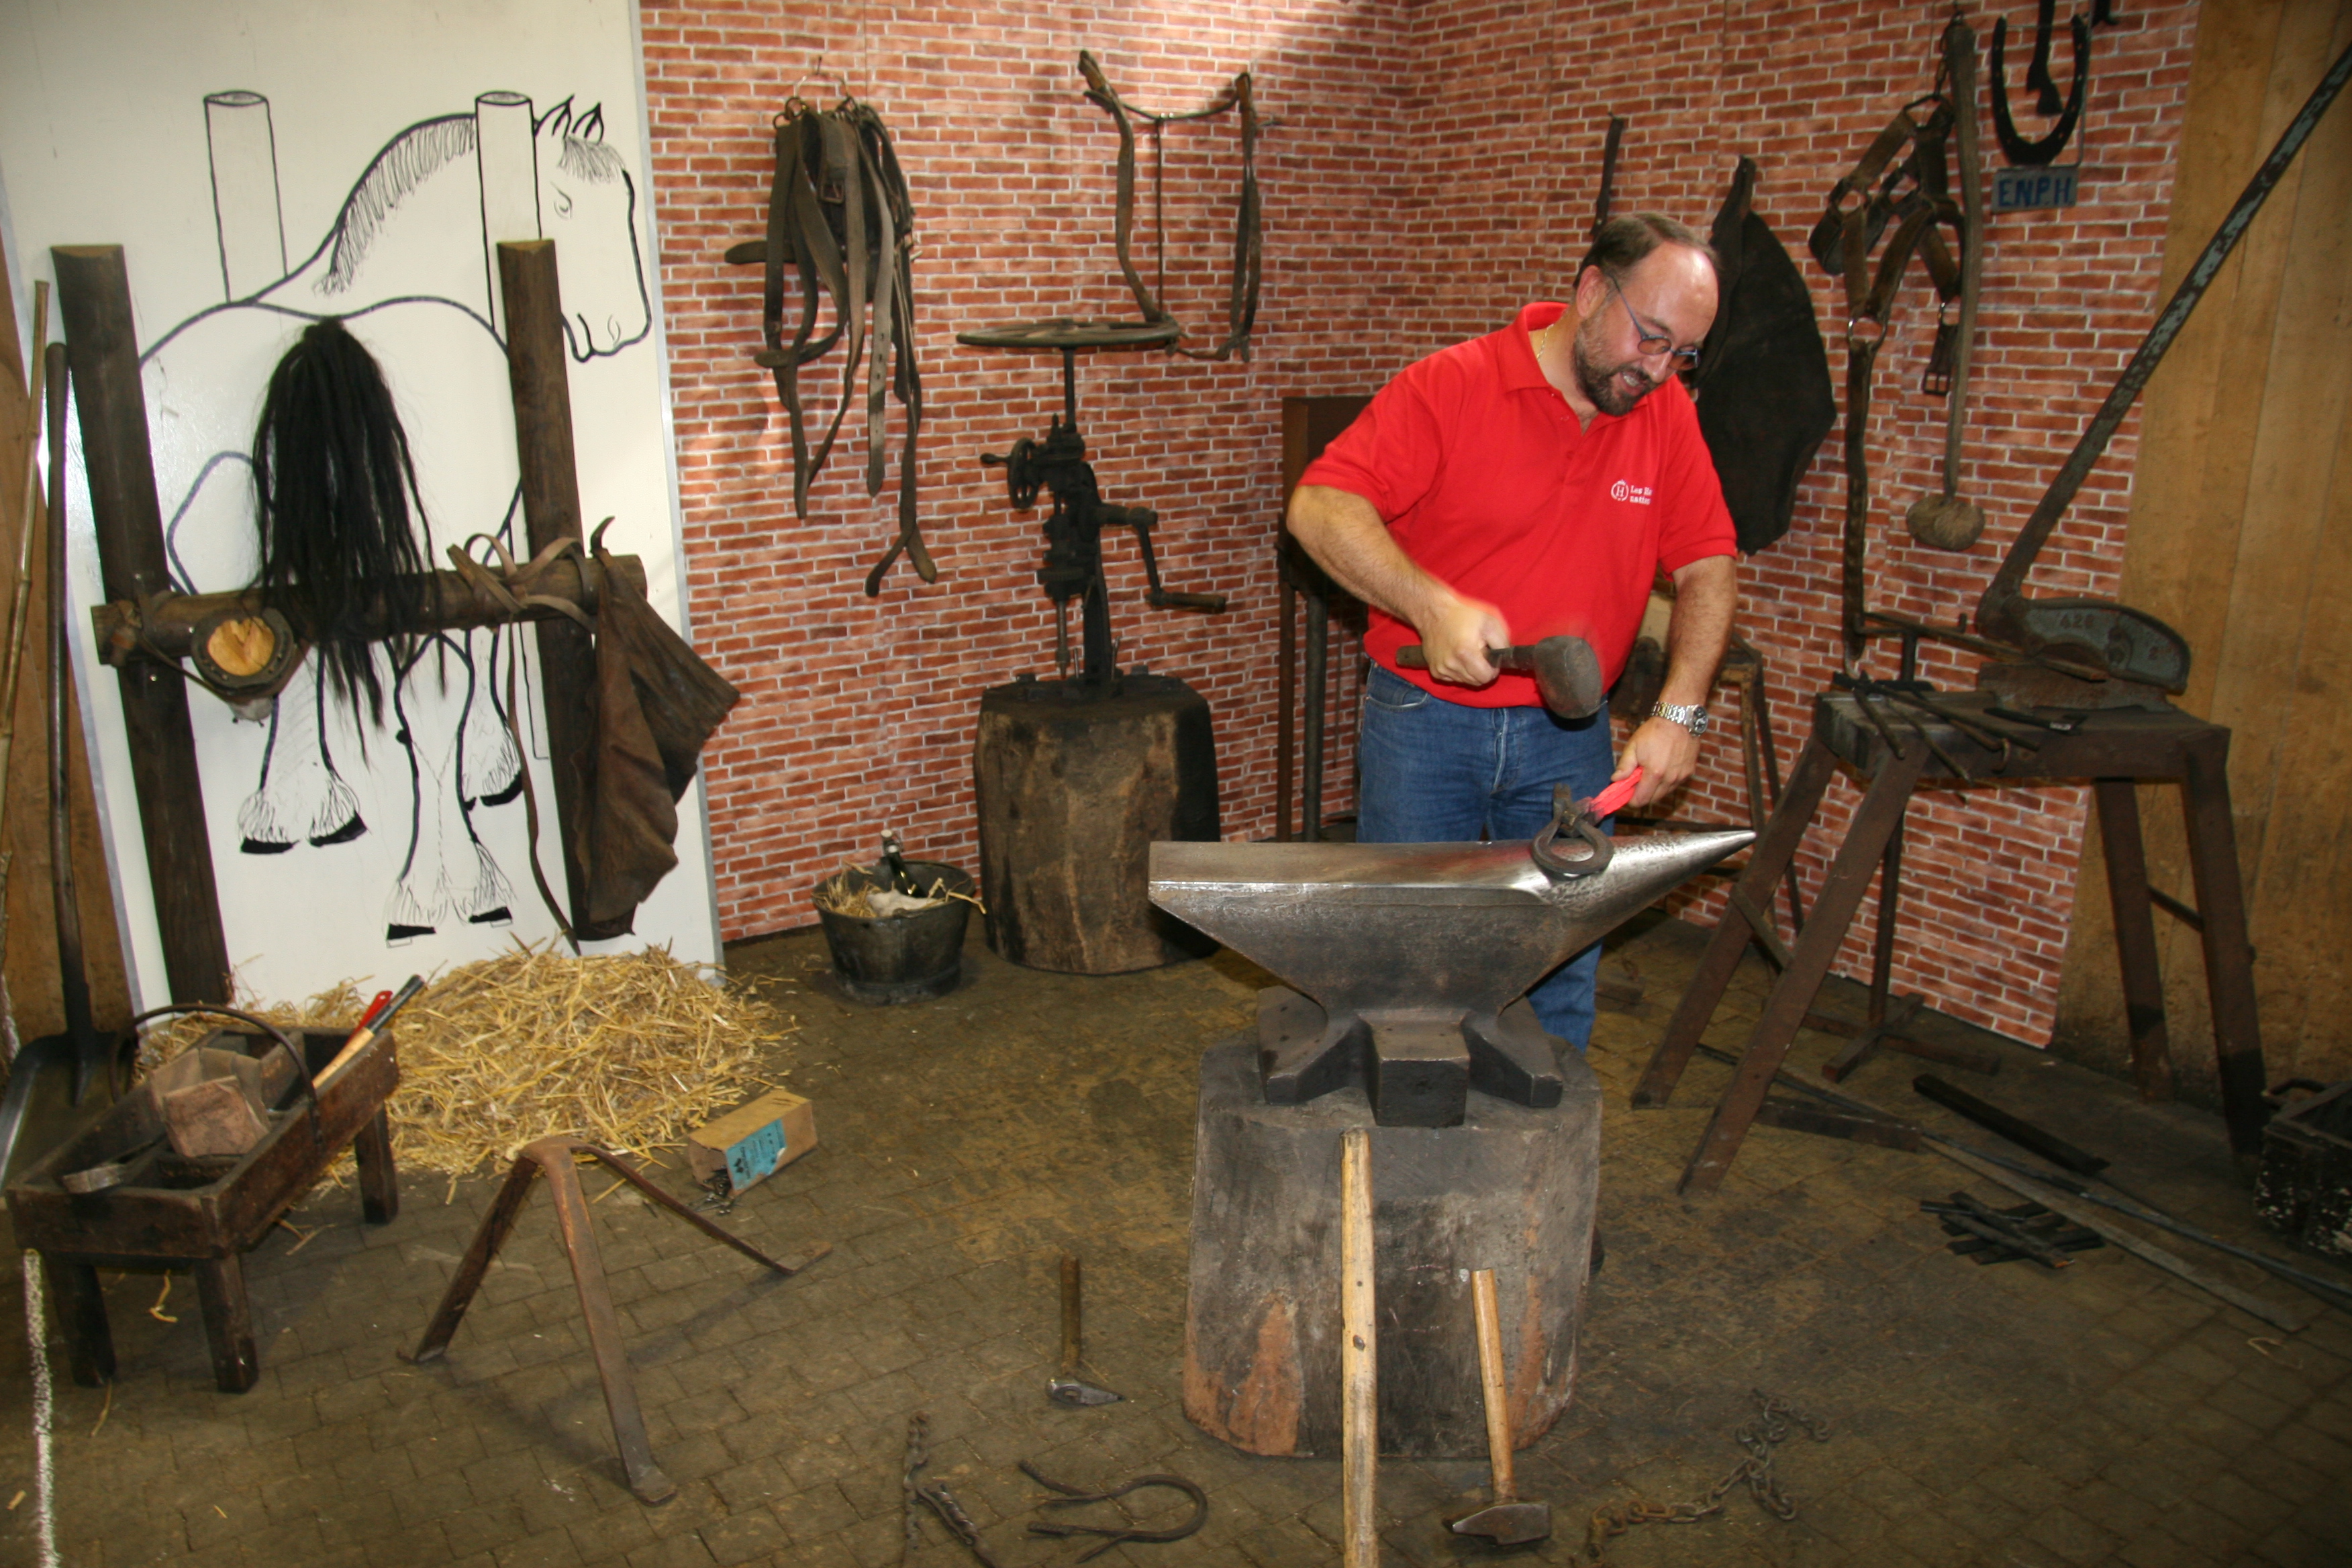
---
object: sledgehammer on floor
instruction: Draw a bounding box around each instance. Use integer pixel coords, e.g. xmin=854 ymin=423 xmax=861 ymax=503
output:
xmin=1395 ymin=634 xmax=1604 ymax=719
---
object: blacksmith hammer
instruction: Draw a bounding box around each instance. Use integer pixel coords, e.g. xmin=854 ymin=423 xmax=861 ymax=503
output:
xmin=1395 ymin=634 xmax=1604 ymax=720
xmin=1446 ymin=1268 xmax=1552 ymax=1547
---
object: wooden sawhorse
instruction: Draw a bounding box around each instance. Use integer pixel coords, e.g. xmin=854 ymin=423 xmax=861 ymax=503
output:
xmin=1632 ymin=691 xmax=2268 ymax=1194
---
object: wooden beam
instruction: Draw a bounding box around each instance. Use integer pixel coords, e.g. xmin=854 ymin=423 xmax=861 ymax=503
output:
xmin=497 ymin=240 xmax=597 ymax=934
xmin=90 ymin=555 xmax=645 ymax=667
xmin=50 ymin=245 xmax=229 ymax=1005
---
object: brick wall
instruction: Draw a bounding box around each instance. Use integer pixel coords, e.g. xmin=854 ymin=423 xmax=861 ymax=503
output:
xmin=642 ymin=0 xmax=2204 ymax=1045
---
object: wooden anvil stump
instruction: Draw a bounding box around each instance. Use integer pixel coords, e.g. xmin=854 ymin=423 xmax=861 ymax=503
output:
xmin=1182 ymin=1038 xmax=1599 ymax=1459
xmin=975 ymin=672 xmax=1220 ymax=975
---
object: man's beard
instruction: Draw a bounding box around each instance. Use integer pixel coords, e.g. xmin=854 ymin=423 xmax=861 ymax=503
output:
xmin=1573 ymin=329 xmax=1660 ymax=417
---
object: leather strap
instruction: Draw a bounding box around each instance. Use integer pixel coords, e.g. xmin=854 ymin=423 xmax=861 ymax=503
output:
xmin=732 ymin=98 xmax=930 ymax=594
xmin=1075 ymin=51 xmax=1262 ymax=362
xmin=1826 ymin=85 xmax=1963 ymax=658
xmin=1594 ymin=115 xmax=1628 ymax=236
xmin=1080 ymin=51 xmax=1169 ymax=325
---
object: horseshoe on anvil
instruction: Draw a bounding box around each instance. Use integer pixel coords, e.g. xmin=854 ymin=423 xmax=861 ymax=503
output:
xmin=1992 ymin=6 xmax=2092 ymax=166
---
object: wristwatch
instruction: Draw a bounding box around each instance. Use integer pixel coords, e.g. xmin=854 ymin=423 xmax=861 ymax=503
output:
xmin=1651 ymin=701 xmax=1710 ymax=736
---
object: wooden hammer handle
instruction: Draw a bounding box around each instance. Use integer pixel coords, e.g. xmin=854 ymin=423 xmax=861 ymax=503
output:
xmin=1341 ymin=1128 xmax=1378 ymax=1568
xmin=1471 ymin=1269 xmax=1516 ymax=1504
xmin=1395 ymin=644 xmax=1516 ymax=671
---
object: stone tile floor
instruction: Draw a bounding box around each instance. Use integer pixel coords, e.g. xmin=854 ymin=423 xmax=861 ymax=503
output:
xmin=2 ymin=910 xmax=2348 ymax=1567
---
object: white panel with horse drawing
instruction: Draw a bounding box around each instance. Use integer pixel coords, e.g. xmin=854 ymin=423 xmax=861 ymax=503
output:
xmin=0 ymin=0 xmax=716 ymax=1010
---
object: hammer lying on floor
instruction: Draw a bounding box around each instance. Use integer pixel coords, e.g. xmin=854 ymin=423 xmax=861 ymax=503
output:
xmin=1447 ymin=1267 xmax=1553 ymax=1547
xmin=1395 ymin=634 xmax=1604 ymax=719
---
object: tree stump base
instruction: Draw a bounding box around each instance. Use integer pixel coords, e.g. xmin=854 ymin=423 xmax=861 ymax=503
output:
xmin=1182 ymin=1033 xmax=1600 ymax=1459
xmin=974 ymin=673 xmax=1220 ymax=974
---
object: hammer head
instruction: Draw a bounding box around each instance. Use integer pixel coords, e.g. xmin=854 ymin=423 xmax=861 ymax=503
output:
xmin=1447 ymin=1500 xmax=1552 ymax=1547
xmin=1525 ymin=636 xmax=1604 ymax=720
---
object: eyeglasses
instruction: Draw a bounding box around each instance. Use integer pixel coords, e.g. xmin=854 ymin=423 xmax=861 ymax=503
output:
xmin=1605 ymin=274 xmax=1702 ymax=371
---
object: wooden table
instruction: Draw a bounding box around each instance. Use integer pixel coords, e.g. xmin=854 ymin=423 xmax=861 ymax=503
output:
xmin=1633 ymin=692 xmax=2267 ymax=1193
xmin=7 ymin=1026 xmax=399 ymax=1391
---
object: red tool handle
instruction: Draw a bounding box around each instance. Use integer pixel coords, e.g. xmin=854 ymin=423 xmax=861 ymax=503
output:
xmin=1588 ymin=767 xmax=1643 ymax=820
xmin=351 ymin=989 xmax=395 ymax=1038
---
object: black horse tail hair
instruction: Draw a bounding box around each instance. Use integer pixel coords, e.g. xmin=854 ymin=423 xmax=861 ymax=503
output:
xmin=250 ymin=316 xmax=436 ymax=728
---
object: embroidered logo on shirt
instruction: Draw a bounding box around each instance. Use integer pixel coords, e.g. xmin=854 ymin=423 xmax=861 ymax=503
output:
xmin=1610 ymin=480 xmax=1653 ymax=505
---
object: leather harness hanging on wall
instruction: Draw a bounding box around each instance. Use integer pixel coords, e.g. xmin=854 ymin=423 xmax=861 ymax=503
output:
xmin=1591 ymin=115 xmax=1628 ymax=236
xmin=1078 ymin=52 xmax=1263 ymax=362
xmin=726 ymin=97 xmax=927 ymax=597
xmin=961 ymin=53 xmax=1262 ymax=357
xmin=1809 ymin=81 xmax=1964 ymax=658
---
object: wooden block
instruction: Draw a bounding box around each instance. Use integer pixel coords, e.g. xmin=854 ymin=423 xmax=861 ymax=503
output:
xmin=975 ymin=674 xmax=1220 ymax=974
xmin=1183 ymin=1040 xmax=1599 ymax=1460
xmin=162 ymin=1075 xmax=268 ymax=1159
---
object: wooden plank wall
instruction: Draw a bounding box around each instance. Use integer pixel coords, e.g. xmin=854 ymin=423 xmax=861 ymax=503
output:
xmin=0 ymin=246 xmax=134 ymax=1048
xmin=2055 ymin=0 xmax=2352 ymax=1095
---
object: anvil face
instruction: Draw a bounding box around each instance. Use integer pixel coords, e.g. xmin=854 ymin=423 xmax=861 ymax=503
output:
xmin=1148 ymin=832 xmax=1751 ymax=1124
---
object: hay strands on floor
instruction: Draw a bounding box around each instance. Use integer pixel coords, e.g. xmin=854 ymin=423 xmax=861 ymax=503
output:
xmin=136 ymin=941 xmax=792 ymax=1180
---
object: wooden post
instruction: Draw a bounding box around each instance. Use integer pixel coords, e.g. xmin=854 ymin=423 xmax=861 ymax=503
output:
xmin=495 ymin=240 xmax=597 ymax=932
xmin=1340 ymin=1126 xmax=1377 ymax=1568
xmin=2179 ymin=732 xmax=2269 ymax=1161
xmin=50 ymin=246 xmax=230 ymax=1005
xmin=2094 ymin=779 xmax=2175 ymax=1101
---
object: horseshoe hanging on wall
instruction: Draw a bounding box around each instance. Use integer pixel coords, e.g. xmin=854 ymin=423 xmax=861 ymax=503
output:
xmin=1992 ymin=7 xmax=2091 ymax=166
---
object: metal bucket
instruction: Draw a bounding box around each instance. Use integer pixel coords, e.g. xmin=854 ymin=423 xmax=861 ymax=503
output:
xmin=813 ymin=859 xmax=973 ymax=1004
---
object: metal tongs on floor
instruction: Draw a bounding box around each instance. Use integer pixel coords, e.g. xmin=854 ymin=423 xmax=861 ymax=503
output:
xmin=1530 ymin=768 xmax=1643 ymax=880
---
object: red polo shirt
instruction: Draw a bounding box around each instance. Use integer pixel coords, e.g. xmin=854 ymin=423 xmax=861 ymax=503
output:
xmin=1299 ymin=301 xmax=1736 ymax=707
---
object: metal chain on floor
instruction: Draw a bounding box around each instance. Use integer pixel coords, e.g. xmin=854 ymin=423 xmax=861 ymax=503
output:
xmin=900 ymin=1405 xmax=1008 ymax=1568
xmin=1585 ymin=1389 xmax=1830 ymax=1563
xmin=901 ymin=1410 xmax=930 ymax=1565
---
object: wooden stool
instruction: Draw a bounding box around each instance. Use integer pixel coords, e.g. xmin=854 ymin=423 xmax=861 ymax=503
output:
xmin=1632 ymin=691 xmax=2267 ymax=1193
xmin=8 ymin=1026 xmax=399 ymax=1391
xmin=1619 ymin=630 xmax=1808 ymax=932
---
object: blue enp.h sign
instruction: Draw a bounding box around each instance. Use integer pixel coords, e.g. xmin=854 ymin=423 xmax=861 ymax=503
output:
xmin=1996 ymin=165 xmax=2081 ymax=211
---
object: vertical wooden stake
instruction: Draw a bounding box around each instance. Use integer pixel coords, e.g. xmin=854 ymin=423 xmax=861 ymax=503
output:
xmin=495 ymin=240 xmax=599 ymax=934
xmin=1058 ymin=1253 xmax=1081 ymax=1375
xmin=1340 ymin=1126 xmax=1377 ymax=1568
xmin=51 ymin=246 xmax=230 ymax=1004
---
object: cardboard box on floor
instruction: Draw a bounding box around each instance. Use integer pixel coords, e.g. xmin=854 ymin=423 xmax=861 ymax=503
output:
xmin=688 ymin=1088 xmax=818 ymax=1195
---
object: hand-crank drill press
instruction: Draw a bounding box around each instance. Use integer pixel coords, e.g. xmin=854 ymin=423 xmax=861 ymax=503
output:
xmin=958 ymin=331 xmax=1231 ymax=975
xmin=980 ymin=347 xmax=1227 ymax=686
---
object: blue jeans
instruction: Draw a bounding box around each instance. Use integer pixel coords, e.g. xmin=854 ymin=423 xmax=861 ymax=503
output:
xmin=1355 ymin=664 xmax=1616 ymax=1048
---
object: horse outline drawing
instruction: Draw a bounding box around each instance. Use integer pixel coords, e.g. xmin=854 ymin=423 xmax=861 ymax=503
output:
xmin=138 ymin=89 xmax=648 ymax=949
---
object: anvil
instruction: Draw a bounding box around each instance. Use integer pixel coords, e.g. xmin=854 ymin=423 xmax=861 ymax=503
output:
xmin=1148 ymin=830 xmax=1751 ymax=1126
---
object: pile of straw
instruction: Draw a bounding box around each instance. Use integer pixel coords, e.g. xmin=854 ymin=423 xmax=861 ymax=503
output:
xmin=138 ymin=942 xmax=791 ymax=1177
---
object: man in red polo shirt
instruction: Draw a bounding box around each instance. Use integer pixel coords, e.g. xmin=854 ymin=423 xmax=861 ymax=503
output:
xmin=1289 ymin=214 xmax=1738 ymax=1049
